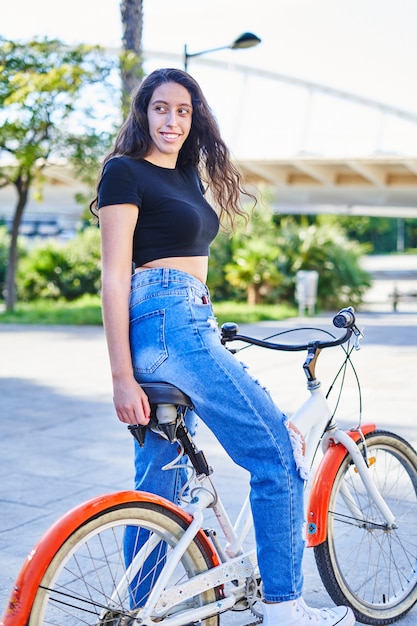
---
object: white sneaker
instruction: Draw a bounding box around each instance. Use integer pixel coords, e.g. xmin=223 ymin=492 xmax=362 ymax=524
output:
xmin=262 ymin=597 xmax=355 ymax=625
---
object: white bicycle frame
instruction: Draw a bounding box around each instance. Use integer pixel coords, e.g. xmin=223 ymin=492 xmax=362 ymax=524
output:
xmin=109 ymin=362 xmax=397 ymax=626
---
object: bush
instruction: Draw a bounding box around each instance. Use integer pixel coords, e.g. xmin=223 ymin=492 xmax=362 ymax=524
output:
xmin=11 ymin=214 xmax=371 ymax=313
xmin=17 ymin=227 xmax=101 ymax=301
xmin=207 ymin=230 xmax=244 ymax=301
xmin=273 ymin=218 xmax=372 ymax=309
xmin=209 ymin=212 xmax=371 ymax=310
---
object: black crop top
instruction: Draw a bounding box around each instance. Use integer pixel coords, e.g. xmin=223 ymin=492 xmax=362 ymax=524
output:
xmin=97 ymin=156 xmax=220 ymax=267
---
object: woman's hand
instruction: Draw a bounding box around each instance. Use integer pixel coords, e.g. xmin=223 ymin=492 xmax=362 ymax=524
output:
xmin=112 ymin=376 xmax=151 ymax=426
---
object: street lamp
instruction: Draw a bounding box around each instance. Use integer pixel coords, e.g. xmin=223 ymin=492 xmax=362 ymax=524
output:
xmin=183 ymin=32 xmax=261 ymax=72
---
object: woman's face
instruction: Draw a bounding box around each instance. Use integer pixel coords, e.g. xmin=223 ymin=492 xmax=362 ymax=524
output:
xmin=145 ymin=81 xmax=193 ymax=167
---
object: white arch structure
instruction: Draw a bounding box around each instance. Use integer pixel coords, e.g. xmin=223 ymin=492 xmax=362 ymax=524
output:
xmin=2 ymin=52 xmax=417 ymax=224
xmin=145 ymin=51 xmax=417 ymax=217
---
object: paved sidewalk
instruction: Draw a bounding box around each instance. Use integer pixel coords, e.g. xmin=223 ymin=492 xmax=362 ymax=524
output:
xmin=1 ymin=308 xmax=417 ymax=624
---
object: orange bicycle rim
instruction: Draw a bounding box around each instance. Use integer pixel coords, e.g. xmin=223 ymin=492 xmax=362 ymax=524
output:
xmin=1 ymin=490 xmax=219 ymax=626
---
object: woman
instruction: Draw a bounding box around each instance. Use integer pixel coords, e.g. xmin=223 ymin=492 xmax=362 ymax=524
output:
xmin=91 ymin=68 xmax=354 ymax=626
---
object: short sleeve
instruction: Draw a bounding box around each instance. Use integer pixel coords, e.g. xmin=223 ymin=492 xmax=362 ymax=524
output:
xmin=97 ymin=157 xmax=142 ymax=209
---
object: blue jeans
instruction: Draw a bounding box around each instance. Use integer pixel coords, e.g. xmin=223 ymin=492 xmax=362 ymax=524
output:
xmin=126 ymin=268 xmax=305 ymax=602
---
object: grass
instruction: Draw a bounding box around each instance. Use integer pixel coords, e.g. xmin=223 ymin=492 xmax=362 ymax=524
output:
xmin=0 ymin=294 xmax=103 ymax=325
xmin=213 ymin=301 xmax=297 ymax=325
xmin=0 ymin=295 xmax=297 ymax=326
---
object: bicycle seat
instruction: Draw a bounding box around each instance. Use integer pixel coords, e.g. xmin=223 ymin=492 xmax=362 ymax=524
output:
xmin=141 ymin=382 xmax=193 ymax=408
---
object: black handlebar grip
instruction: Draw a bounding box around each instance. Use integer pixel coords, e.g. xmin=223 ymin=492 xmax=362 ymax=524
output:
xmin=333 ymin=306 xmax=355 ymax=329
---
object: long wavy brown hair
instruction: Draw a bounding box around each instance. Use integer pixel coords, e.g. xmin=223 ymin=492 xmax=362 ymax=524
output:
xmin=90 ymin=68 xmax=254 ymax=229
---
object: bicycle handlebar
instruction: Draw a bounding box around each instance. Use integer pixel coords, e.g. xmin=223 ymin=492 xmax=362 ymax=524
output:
xmin=221 ymin=306 xmax=361 ymax=352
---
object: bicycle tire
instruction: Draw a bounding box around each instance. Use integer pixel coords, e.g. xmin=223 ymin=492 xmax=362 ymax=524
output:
xmin=315 ymin=430 xmax=417 ymax=625
xmin=28 ymin=498 xmax=220 ymax=626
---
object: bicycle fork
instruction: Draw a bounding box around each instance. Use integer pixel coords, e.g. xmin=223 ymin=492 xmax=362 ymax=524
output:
xmin=306 ymin=425 xmax=397 ymax=547
xmin=326 ymin=428 xmax=397 ymax=529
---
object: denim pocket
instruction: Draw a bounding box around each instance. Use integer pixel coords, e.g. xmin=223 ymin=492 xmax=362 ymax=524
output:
xmin=189 ymin=286 xmax=210 ymax=306
xmin=130 ymin=309 xmax=168 ymax=374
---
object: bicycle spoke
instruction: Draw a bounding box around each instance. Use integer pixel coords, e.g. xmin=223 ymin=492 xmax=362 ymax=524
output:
xmin=28 ymin=503 xmax=219 ymax=626
xmin=315 ymin=431 xmax=417 ymax=624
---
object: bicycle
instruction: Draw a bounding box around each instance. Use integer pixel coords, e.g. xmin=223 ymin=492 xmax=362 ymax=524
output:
xmin=2 ymin=307 xmax=417 ymax=626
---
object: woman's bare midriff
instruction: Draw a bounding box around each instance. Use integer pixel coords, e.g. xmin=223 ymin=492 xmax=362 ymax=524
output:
xmin=135 ymin=256 xmax=209 ymax=284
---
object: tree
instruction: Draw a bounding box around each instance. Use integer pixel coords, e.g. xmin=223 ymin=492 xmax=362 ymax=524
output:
xmin=225 ymin=205 xmax=284 ymax=304
xmin=120 ymin=0 xmax=144 ymax=116
xmin=0 ymin=37 xmax=116 ymax=310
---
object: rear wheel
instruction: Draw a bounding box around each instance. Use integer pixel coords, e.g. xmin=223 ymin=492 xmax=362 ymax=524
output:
xmin=28 ymin=500 xmax=220 ymax=626
xmin=315 ymin=430 xmax=417 ymax=625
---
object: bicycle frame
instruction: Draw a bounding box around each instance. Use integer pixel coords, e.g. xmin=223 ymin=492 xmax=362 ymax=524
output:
xmin=1 ymin=308 xmax=401 ymax=626
xmin=106 ymin=372 xmax=398 ymax=624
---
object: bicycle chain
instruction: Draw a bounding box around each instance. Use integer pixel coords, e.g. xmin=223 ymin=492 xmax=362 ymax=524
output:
xmin=97 ymin=577 xmax=266 ymax=626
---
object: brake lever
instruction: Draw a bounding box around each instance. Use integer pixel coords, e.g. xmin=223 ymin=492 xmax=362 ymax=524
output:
xmin=352 ymin=325 xmax=364 ymax=350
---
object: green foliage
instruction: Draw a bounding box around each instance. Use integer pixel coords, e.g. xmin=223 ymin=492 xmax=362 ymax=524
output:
xmin=212 ymin=301 xmax=297 ymax=325
xmin=224 ymin=205 xmax=285 ymax=304
xmin=17 ymin=227 xmax=101 ymax=301
xmin=0 ymin=36 xmax=117 ymax=309
xmin=8 ymin=211 xmax=372 ymax=313
xmin=274 ymin=217 xmax=372 ymax=309
xmin=0 ymin=294 xmax=103 ymax=325
xmin=0 ymin=37 xmax=116 ymax=167
xmin=207 ymin=230 xmax=242 ymax=301
xmin=318 ymin=214 xmax=417 ymax=253
xmin=208 ymin=208 xmax=372 ymax=310
xmin=0 ymin=295 xmax=295 ymax=326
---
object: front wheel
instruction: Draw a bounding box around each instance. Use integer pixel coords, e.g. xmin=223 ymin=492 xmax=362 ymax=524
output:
xmin=315 ymin=430 xmax=417 ymax=625
xmin=28 ymin=498 xmax=220 ymax=626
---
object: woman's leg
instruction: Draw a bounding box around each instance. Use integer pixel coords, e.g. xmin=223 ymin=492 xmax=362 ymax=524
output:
xmin=129 ymin=269 xmax=305 ymax=601
xmin=123 ymin=410 xmax=197 ymax=607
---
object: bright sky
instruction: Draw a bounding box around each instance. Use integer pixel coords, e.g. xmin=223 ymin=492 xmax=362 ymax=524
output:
xmin=2 ymin=0 xmax=417 ymax=158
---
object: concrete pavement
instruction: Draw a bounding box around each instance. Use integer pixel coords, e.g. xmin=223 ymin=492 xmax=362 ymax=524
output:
xmin=1 ymin=306 xmax=417 ymax=624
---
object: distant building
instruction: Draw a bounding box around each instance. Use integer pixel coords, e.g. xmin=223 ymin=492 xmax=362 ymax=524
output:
xmin=0 ymin=164 xmax=90 ymax=239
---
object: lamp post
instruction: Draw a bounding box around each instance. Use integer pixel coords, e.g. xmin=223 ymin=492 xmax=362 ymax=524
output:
xmin=183 ymin=32 xmax=261 ymax=72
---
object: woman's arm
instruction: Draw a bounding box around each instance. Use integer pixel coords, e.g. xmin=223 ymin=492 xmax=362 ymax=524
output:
xmin=99 ymin=203 xmax=150 ymax=425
